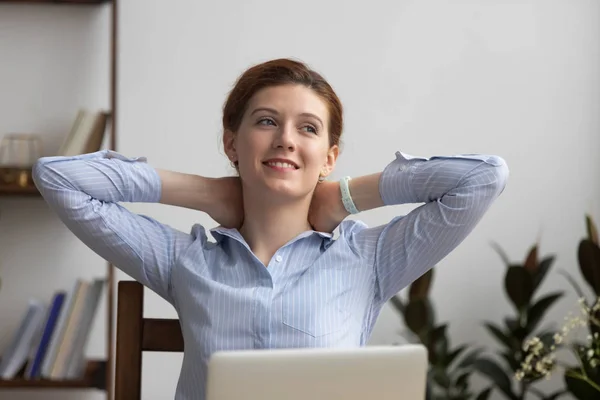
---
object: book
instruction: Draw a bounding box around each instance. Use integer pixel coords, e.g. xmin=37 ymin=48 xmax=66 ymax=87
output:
xmin=0 ymin=300 xmax=46 ymax=379
xmin=40 ymin=280 xmax=82 ymax=378
xmin=64 ymin=278 xmax=105 ymax=379
xmin=0 ymin=278 xmax=106 ymax=381
xmin=24 ymin=291 xmax=66 ymax=379
xmin=57 ymin=109 xmax=108 ymax=157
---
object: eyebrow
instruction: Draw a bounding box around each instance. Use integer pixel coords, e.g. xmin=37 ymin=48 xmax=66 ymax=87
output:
xmin=250 ymin=107 xmax=324 ymax=128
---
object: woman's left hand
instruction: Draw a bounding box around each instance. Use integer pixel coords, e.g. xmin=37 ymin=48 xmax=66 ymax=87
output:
xmin=308 ymin=181 xmax=350 ymax=233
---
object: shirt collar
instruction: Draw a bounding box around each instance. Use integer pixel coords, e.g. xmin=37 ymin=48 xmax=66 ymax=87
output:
xmin=209 ymin=226 xmax=333 ymax=246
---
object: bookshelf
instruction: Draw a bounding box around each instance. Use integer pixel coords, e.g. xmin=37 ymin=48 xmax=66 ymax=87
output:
xmin=0 ymin=0 xmax=118 ymax=399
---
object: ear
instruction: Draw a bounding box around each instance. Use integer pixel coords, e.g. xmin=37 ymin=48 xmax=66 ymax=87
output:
xmin=223 ymin=129 xmax=238 ymax=163
xmin=319 ymin=144 xmax=339 ymax=179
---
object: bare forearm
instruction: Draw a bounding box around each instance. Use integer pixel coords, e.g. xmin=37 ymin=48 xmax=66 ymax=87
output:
xmin=156 ymin=169 xmax=213 ymax=211
xmin=348 ymin=172 xmax=384 ymax=212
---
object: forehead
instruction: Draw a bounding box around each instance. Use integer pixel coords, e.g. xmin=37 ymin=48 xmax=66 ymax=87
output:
xmin=246 ymin=84 xmax=329 ymax=119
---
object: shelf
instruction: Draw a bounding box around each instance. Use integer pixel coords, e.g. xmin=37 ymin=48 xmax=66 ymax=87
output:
xmin=0 ymin=1 xmax=111 ymax=4
xmin=0 ymin=184 xmax=40 ymax=197
xmin=0 ymin=168 xmax=40 ymax=197
xmin=0 ymin=359 xmax=107 ymax=390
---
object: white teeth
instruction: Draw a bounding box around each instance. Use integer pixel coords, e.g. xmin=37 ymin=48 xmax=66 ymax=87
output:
xmin=266 ymin=161 xmax=296 ymax=169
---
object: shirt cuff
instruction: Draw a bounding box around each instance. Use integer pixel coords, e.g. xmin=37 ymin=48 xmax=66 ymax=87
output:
xmin=378 ymin=151 xmax=426 ymax=206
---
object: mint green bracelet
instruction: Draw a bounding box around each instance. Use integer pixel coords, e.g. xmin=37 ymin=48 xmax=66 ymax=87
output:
xmin=339 ymin=176 xmax=359 ymax=214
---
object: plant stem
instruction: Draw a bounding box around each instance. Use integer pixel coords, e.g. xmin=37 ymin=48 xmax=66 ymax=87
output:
xmin=571 ymin=346 xmax=588 ymax=378
xmin=565 ymin=370 xmax=600 ymax=393
xmin=519 ymin=381 xmax=526 ymax=400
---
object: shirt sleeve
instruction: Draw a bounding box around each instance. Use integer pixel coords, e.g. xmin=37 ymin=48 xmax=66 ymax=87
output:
xmin=32 ymin=150 xmax=194 ymax=304
xmin=346 ymin=151 xmax=509 ymax=307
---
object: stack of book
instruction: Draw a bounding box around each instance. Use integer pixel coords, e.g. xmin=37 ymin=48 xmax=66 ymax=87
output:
xmin=0 ymin=278 xmax=105 ymax=381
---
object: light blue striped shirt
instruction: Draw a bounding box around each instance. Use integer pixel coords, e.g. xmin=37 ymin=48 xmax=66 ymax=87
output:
xmin=32 ymin=149 xmax=508 ymax=400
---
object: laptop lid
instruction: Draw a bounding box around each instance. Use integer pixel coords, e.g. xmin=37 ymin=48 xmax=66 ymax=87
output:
xmin=205 ymin=345 xmax=428 ymax=400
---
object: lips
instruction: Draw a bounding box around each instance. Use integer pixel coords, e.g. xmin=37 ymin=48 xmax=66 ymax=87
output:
xmin=262 ymin=158 xmax=299 ymax=169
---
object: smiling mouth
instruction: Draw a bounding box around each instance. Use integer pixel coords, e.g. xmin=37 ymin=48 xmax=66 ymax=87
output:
xmin=262 ymin=161 xmax=299 ymax=170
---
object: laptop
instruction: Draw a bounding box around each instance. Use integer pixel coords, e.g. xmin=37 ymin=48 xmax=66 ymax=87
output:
xmin=205 ymin=345 xmax=428 ymax=400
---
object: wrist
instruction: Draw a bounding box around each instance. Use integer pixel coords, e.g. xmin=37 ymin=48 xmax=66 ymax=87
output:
xmin=157 ymin=169 xmax=211 ymax=211
xmin=333 ymin=181 xmax=351 ymax=220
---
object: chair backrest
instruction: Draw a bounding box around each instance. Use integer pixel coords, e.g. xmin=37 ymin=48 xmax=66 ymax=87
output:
xmin=115 ymin=280 xmax=183 ymax=400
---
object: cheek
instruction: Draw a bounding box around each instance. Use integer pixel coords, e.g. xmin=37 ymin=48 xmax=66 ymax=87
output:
xmin=236 ymin=132 xmax=271 ymax=166
xmin=307 ymin=143 xmax=330 ymax=165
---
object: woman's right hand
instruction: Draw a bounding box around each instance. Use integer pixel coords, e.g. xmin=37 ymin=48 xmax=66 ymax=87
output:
xmin=207 ymin=176 xmax=244 ymax=229
xmin=157 ymin=170 xmax=244 ymax=229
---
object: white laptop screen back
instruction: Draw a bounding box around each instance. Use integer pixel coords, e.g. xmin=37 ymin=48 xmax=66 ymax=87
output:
xmin=205 ymin=345 xmax=428 ymax=400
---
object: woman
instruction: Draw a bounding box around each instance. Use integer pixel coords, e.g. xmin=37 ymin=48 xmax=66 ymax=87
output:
xmin=33 ymin=58 xmax=509 ymax=399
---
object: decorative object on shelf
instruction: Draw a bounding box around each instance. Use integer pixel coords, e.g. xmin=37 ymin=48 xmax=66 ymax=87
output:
xmin=0 ymin=133 xmax=42 ymax=188
xmin=57 ymin=109 xmax=109 ymax=157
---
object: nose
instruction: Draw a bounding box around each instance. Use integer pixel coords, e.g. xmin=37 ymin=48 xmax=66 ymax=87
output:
xmin=273 ymin=122 xmax=296 ymax=151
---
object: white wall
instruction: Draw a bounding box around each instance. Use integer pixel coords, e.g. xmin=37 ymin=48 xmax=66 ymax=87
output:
xmin=1 ymin=1 xmax=598 ymax=399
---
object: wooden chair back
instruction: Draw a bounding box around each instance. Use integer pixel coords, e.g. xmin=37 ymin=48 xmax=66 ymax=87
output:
xmin=114 ymin=280 xmax=183 ymax=400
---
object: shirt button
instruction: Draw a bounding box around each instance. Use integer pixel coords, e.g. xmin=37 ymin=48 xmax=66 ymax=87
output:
xmin=275 ymin=255 xmax=283 ymax=262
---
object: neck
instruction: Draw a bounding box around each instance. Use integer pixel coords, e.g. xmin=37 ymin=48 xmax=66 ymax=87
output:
xmin=239 ymin=190 xmax=313 ymax=264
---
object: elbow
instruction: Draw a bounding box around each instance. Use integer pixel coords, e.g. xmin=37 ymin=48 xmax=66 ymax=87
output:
xmin=32 ymin=156 xmax=67 ymax=195
xmin=462 ymin=155 xmax=509 ymax=199
xmin=32 ymin=157 xmax=50 ymax=191
xmin=491 ymin=156 xmax=509 ymax=196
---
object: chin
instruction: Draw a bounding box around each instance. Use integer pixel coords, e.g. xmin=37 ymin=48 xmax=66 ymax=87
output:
xmin=259 ymin=179 xmax=310 ymax=199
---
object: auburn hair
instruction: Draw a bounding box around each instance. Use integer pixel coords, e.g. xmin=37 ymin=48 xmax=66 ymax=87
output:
xmin=222 ymin=58 xmax=343 ymax=148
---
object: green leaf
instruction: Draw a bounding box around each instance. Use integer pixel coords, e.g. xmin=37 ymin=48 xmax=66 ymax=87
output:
xmin=502 ymin=317 xmax=528 ymax=342
xmin=526 ymin=292 xmax=563 ymax=333
xmin=523 ymin=245 xmax=538 ymax=274
xmin=587 ymin=214 xmax=599 ymax=245
xmin=454 ymin=371 xmax=471 ymax=391
xmin=389 ymin=294 xmax=404 ymax=315
xmin=475 ymin=387 xmax=493 ymax=400
xmin=578 ymin=239 xmax=600 ymax=295
xmin=532 ymin=255 xmax=555 ymax=293
xmin=425 ymin=298 xmax=436 ymax=327
xmin=484 ymin=322 xmax=515 ymax=351
xmin=504 ymin=317 xmax=519 ymax=332
xmin=445 ymin=344 xmax=467 ymax=368
xmin=498 ymin=350 xmax=520 ymax=372
xmin=473 ymin=357 xmax=517 ymax=400
xmin=404 ymin=299 xmax=429 ymax=336
xmin=427 ymin=324 xmax=448 ymax=365
xmin=564 ymin=368 xmax=600 ymax=400
xmin=457 ymin=347 xmax=484 ymax=368
xmin=432 ymin=367 xmax=451 ymax=389
xmin=505 ymin=266 xmax=534 ymax=311
xmin=490 ymin=241 xmax=511 ymax=266
xmin=409 ymin=267 xmax=434 ymax=301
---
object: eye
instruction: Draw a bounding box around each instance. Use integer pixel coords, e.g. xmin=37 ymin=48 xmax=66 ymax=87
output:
xmin=302 ymin=125 xmax=318 ymax=134
xmin=257 ymin=117 xmax=276 ymax=126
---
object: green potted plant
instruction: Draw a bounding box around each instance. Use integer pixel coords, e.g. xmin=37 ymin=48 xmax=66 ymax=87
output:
xmin=474 ymin=243 xmax=566 ymax=399
xmin=390 ymin=268 xmax=489 ymax=400
xmin=517 ymin=215 xmax=600 ymax=399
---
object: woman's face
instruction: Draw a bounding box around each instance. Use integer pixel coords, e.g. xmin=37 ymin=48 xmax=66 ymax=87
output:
xmin=224 ymin=84 xmax=339 ymax=200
